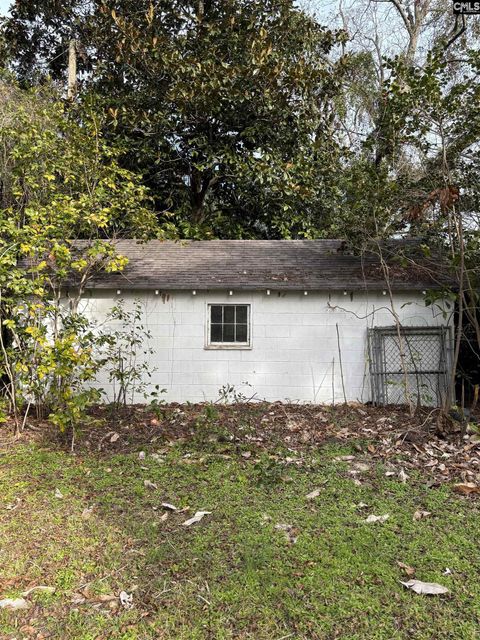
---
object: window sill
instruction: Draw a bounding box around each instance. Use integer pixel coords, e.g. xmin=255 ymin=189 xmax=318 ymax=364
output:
xmin=205 ymin=344 xmax=252 ymax=350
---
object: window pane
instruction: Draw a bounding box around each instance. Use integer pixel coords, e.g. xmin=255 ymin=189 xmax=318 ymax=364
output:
xmin=224 ymin=306 xmax=235 ymax=323
xmin=223 ymin=324 xmax=235 ymax=342
xmin=236 ymin=306 xmax=247 ymax=323
xmin=208 ymin=304 xmax=250 ymax=346
xmin=236 ymin=324 xmax=247 ymax=342
xmin=211 ymin=324 xmax=222 ymax=342
xmin=211 ymin=306 xmax=222 ymax=323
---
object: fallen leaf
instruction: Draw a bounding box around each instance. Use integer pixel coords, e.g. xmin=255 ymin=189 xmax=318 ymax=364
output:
xmin=21 ymin=586 xmax=55 ymax=597
xmin=400 ymin=579 xmax=449 ymax=595
xmin=241 ymin=451 xmax=252 ymax=459
xmin=398 ymin=468 xmax=409 ymax=483
xmin=144 ymin=480 xmax=158 ymax=490
xmin=350 ymin=462 xmax=370 ymax=474
xmin=119 ymin=591 xmax=133 ymax=609
xmin=160 ymin=512 xmax=169 ymax=522
xmin=397 ymin=561 xmax=415 ymax=577
xmin=161 ymin=502 xmax=178 ymax=511
xmin=334 ymin=455 xmax=355 ymax=462
xmin=365 ymin=514 xmax=389 ymax=523
xmin=71 ymin=592 xmax=86 ymax=605
xmin=413 ymin=509 xmax=432 ymax=521
xmin=20 ymin=625 xmax=37 ymax=636
xmin=96 ymin=594 xmax=117 ymax=603
xmin=110 ymin=432 xmax=120 ymax=443
xmin=306 ymin=489 xmax=321 ymax=500
xmin=0 ymin=597 xmax=30 ymax=610
xmin=5 ymin=498 xmax=20 ymax=511
xmin=82 ymin=506 xmax=94 ymax=520
xmin=453 ymin=482 xmax=480 ymax=495
xmin=54 ymin=488 xmax=64 ymax=499
xmin=182 ymin=511 xmax=212 ymax=526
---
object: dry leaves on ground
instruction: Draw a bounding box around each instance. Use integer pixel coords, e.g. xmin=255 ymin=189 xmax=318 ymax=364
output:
xmin=453 ymin=482 xmax=480 ymax=495
xmin=0 ymin=597 xmax=30 ymax=610
xmin=365 ymin=514 xmax=389 ymax=523
xmin=144 ymin=480 xmax=158 ymax=490
xmin=161 ymin=502 xmax=178 ymax=511
xmin=119 ymin=591 xmax=134 ymax=609
xmin=16 ymin=403 xmax=480 ymax=489
xmin=397 ymin=561 xmax=415 ymax=577
xmin=400 ymin=580 xmax=449 ymax=595
xmin=182 ymin=511 xmax=212 ymax=527
xmin=413 ymin=509 xmax=432 ymax=521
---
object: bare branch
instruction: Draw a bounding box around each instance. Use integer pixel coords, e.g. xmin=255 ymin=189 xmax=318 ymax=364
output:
xmin=371 ymin=0 xmax=413 ymax=34
xmin=444 ymin=14 xmax=467 ymax=51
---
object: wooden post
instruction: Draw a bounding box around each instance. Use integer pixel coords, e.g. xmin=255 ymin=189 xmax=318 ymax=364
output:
xmin=67 ymin=39 xmax=77 ymax=100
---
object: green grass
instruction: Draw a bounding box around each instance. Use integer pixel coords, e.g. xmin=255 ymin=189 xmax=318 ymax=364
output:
xmin=1 ymin=431 xmax=480 ymax=639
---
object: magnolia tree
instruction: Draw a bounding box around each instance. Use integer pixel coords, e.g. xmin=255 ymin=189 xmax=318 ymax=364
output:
xmin=0 ymin=85 xmax=160 ymax=435
xmin=1 ymin=0 xmax=351 ymax=238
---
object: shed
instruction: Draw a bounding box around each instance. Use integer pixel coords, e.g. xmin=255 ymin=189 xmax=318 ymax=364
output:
xmin=78 ymin=239 xmax=453 ymax=406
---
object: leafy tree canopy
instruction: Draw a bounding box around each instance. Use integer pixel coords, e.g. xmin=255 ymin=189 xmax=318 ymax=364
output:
xmin=0 ymin=84 xmax=164 ymax=432
xmin=2 ymin=0 xmax=351 ymax=238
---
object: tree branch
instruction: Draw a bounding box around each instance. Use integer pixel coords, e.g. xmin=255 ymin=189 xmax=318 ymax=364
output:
xmin=371 ymin=0 xmax=412 ymax=34
xmin=444 ymin=14 xmax=466 ymax=51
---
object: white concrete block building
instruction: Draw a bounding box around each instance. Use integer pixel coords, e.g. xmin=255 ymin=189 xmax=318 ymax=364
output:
xmin=80 ymin=240 xmax=453 ymax=406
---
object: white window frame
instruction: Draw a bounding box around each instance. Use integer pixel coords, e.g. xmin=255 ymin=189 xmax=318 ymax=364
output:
xmin=205 ymin=303 xmax=252 ymax=349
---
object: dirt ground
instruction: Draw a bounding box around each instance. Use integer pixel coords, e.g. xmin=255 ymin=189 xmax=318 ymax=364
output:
xmin=3 ymin=402 xmax=479 ymax=487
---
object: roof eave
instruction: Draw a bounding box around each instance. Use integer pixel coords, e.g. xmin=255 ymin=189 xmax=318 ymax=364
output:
xmin=79 ymin=282 xmax=441 ymax=292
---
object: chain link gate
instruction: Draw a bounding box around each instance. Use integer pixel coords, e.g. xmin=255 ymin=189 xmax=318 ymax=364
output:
xmin=368 ymin=326 xmax=452 ymax=407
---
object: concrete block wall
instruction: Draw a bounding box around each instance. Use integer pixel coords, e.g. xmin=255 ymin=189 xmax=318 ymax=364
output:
xmin=80 ymin=289 xmax=452 ymax=404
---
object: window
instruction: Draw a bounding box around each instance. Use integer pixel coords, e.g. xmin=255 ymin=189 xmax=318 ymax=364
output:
xmin=207 ymin=304 xmax=251 ymax=347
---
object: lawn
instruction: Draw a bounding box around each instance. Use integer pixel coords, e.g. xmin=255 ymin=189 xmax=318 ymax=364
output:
xmin=0 ymin=404 xmax=479 ymax=640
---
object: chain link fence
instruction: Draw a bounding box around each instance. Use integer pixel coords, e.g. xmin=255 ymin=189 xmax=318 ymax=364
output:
xmin=368 ymin=326 xmax=452 ymax=407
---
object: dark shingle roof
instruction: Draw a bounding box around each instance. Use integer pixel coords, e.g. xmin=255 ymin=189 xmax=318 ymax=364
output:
xmin=78 ymin=239 xmax=445 ymax=291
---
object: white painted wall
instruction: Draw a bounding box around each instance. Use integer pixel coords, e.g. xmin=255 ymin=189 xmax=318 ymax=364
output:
xmin=80 ymin=289 xmax=452 ymax=404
